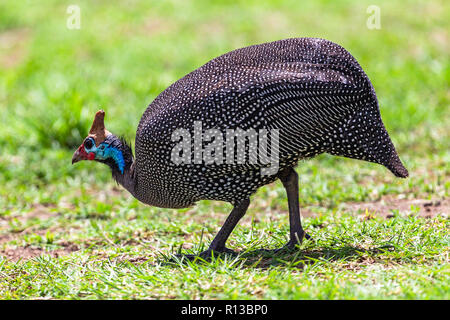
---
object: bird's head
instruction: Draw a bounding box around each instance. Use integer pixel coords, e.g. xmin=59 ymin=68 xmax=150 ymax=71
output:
xmin=72 ymin=110 xmax=125 ymax=174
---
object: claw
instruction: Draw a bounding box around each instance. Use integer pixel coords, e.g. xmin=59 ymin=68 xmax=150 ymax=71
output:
xmin=173 ymin=247 xmax=237 ymax=261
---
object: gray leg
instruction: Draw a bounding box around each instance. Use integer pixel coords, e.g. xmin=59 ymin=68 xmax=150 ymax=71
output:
xmin=180 ymin=198 xmax=250 ymax=259
xmin=208 ymin=198 xmax=250 ymax=253
xmin=278 ymin=167 xmax=311 ymax=249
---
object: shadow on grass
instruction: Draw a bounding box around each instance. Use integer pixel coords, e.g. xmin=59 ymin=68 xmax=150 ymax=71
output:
xmin=158 ymin=244 xmax=396 ymax=269
xmin=241 ymin=244 xmax=396 ymax=269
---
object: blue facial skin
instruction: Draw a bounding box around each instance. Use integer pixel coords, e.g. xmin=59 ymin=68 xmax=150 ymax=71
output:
xmin=84 ymin=137 xmax=125 ymax=174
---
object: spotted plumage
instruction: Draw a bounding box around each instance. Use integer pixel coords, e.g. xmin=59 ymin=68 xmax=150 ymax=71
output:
xmin=73 ymin=37 xmax=408 ymax=255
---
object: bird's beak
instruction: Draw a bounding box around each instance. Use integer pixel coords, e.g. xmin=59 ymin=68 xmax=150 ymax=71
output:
xmin=72 ymin=145 xmax=87 ymax=164
xmin=72 ymin=150 xmax=82 ymax=164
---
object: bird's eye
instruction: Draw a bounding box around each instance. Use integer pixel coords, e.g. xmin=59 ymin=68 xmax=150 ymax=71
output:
xmin=84 ymin=138 xmax=94 ymax=150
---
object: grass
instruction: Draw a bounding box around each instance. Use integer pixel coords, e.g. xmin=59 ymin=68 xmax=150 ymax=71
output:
xmin=0 ymin=0 xmax=449 ymax=299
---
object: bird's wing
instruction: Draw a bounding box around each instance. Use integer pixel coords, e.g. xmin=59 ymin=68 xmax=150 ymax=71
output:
xmin=248 ymin=62 xmax=372 ymax=157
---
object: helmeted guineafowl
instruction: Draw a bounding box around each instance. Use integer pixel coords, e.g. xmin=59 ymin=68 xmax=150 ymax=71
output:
xmin=72 ymin=38 xmax=408 ymax=256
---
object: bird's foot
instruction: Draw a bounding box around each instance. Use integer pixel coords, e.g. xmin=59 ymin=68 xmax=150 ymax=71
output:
xmin=173 ymin=247 xmax=237 ymax=261
xmin=256 ymin=231 xmax=312 ymax=255
xmin=279 ymin=231 xmax=313 ymax=251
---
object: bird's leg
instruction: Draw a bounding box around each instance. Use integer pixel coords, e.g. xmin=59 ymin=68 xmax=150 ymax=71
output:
xmin=180 ymin=198 xmax=250 ymax=259
xmin=204 ymin=198 xmax=250 ymax=255
xmin=278 ymin=167 xmax=311 ymax=250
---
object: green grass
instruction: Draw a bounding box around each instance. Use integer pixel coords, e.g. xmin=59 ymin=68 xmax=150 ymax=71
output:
xmin=0 ymin=0 xmax=449 ymax=299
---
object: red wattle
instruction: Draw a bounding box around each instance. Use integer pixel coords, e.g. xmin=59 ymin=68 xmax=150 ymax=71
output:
xmin=87 ymin=152 xmax=95 ymax=160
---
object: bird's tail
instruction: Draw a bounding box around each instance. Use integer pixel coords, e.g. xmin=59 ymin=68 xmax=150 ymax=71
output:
xmin=327 ymin=99 xmax=409 ymax=178
xmin=378 ymin=131 xmax=409 ymax=178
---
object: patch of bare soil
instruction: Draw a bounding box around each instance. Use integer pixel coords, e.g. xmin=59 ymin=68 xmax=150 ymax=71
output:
xmin=0 ymin=28 xmax=30 ymax=69
xmin=341 ymin=198 xmax=449 ymax=218
xmin=1 ymin=242 xmax=79 ymax=262
xmin=0 ymin=204 xmax=60 ymax=236
xmin=22 ymin=204 xmax=57 ymax=221
xmin=0 ymin=204 xmax=80 ymax=262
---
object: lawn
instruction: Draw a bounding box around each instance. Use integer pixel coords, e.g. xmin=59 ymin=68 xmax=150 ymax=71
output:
xmin=0 ymin=0 xmax=448 ymax=299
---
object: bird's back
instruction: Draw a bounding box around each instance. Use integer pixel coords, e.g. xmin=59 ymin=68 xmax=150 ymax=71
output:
xmin=133 ymin=38 xmax=405 ymax=208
